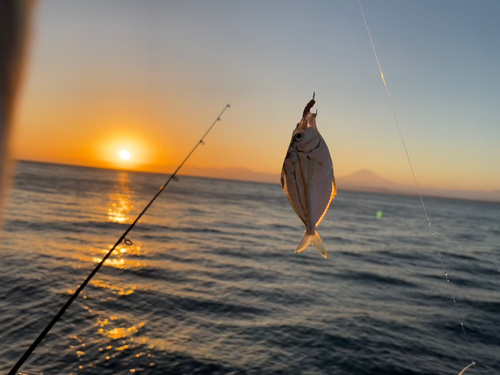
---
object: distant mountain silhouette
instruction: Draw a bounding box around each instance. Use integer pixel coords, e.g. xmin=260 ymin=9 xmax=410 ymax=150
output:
xmin=339 ymin=169 xmax=398 ymax=191
xmin=180 ymin=165 xmax=277 ymax=184
xmin=337 ymin=169 xmax=500 ymax=203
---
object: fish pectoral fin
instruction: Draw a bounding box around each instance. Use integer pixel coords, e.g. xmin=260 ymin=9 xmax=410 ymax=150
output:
xmin=295 ymin=231 xmax=328 ymax=259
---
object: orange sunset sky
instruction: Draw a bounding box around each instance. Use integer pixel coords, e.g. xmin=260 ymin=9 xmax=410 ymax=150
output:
xmin=11 ymin=1 xmax=500 ymax=192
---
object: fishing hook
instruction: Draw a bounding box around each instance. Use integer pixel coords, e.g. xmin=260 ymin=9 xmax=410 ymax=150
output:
xmin=302 ymin=92 xmax=316 ymax=118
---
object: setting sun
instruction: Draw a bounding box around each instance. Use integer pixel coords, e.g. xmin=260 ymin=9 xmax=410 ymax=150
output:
xmin=119 ymin=150 xmax=131 ymax=160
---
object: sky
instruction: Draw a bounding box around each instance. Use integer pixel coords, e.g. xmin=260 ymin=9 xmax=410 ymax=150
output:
xmin=12 ymin=0 xmax=500 ymax=191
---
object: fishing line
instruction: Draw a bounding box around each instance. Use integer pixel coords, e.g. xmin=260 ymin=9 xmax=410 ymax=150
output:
xmin=8 ymin=104 xmax=231 ymax=375
xmin=312 ymin=0 xmax=316 ymax=92
xmin=356 ymin=0 xmax=475 ymax=373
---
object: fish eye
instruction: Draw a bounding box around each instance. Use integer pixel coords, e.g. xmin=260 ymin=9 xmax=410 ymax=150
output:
xmin=295 ymin=132 xmax=303 ymax=141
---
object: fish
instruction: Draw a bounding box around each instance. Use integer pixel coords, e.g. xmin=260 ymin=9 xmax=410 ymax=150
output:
xmin=280 ymin=95 xmax=336 ymax=259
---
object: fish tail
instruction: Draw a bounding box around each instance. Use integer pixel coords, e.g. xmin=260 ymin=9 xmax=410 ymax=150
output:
xmin=295 ymin=230 xmax=327 ymax=259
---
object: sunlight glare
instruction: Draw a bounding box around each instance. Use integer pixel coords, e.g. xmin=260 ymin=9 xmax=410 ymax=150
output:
xmin=120 ymin=150 xmax=131 ymax=160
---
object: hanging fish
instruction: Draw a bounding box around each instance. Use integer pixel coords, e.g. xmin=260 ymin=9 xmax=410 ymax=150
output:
xmin=280 ymin=94 xmax=336 ymax=259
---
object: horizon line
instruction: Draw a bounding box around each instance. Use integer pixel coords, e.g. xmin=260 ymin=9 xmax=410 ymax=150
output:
xmin=13 ymin=159 xmax=499 ymax=205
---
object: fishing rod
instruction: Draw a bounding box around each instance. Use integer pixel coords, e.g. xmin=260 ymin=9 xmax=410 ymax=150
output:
xmin=8 ymin=104 xmax=231 ymax=375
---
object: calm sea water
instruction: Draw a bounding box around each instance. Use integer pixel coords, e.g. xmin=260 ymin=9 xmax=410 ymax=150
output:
xmin=0 ymin=161 xmax=499 ymax=375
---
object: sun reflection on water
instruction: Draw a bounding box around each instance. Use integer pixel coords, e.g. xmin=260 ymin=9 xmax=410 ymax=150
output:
xmin=90 ymin=280 xmax=136 ymax=296
xmin=107 ymin=172 xmax=135 ymax=224
xmin=97 ymin=322 xmax=146 ymax=340
xmin=84 ymin=241 xmax=147 ymax=269
xmin=71 ymin=171 xmax=161 ymax=372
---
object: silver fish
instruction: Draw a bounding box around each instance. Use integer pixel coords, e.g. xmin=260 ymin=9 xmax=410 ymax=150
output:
xmin=280 ymin=95 xmax=336 ymax=258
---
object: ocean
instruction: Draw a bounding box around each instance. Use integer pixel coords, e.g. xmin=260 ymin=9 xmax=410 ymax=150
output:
xmin=0 ymin=161 xmax=498 ymax=375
